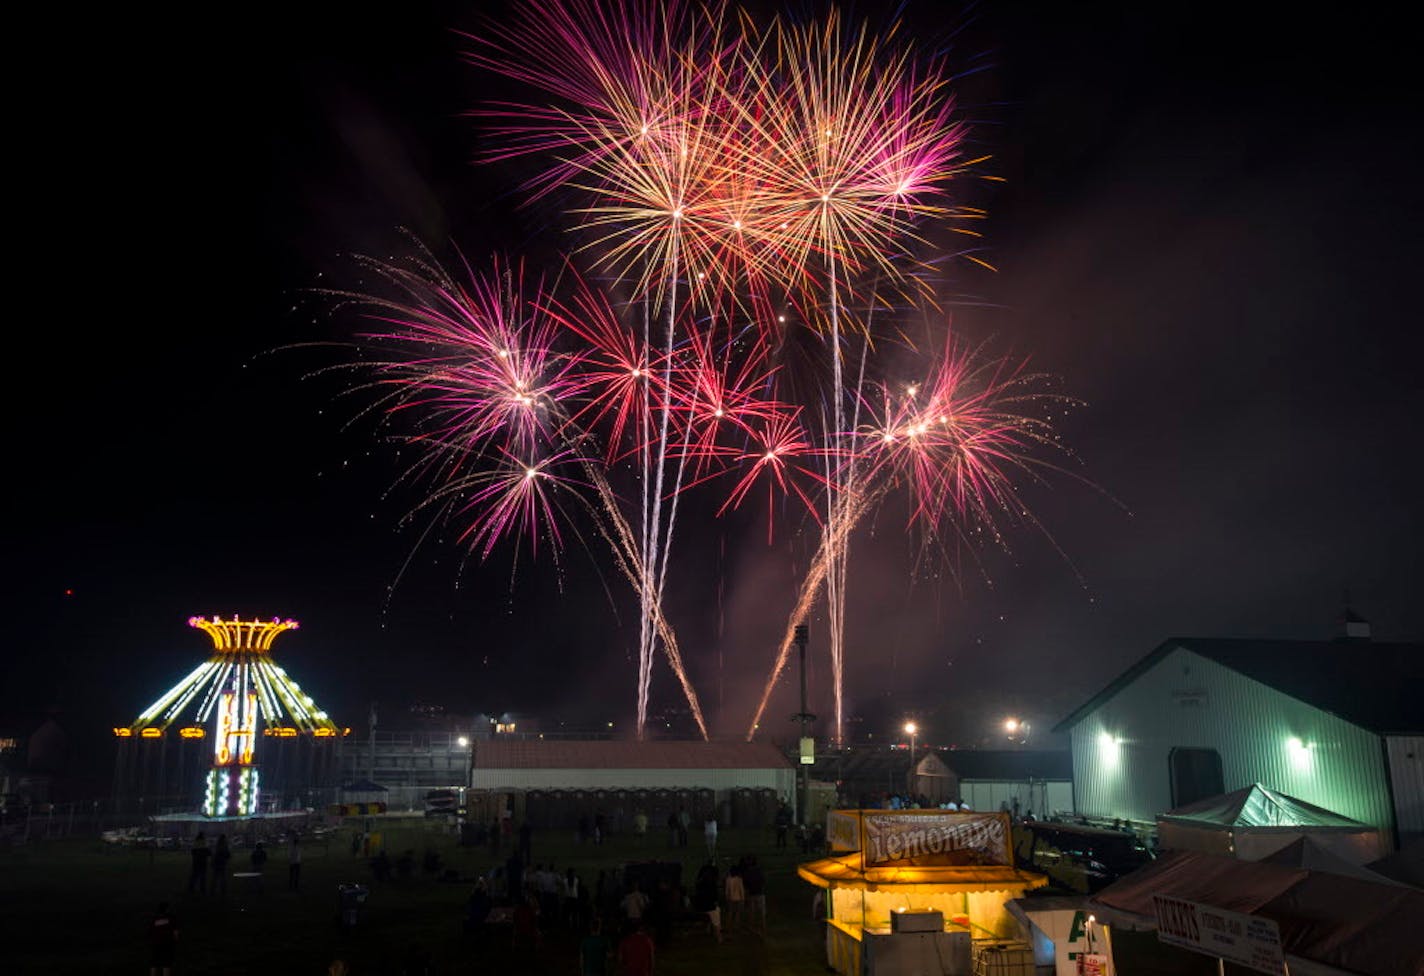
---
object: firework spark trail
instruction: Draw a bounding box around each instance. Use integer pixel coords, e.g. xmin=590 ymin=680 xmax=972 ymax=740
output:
xmin=745 ymin=480 xmax=886 ymax=739
xmin=336 ymin=251 xmax=725 ymax=736
xmin=582 ymin=460 xmax=708 ymax=738
xmin=823 ymin=323 xmax=874 ymax=746
xmin=474 ymin=1 xmax=748 ymax=738
xmin=745 ymin=336 xmax=1078 ymax=739
xmin=638 ymin=239 xmax=679 ymax=738
xmin=730 ymin=11 xmax=970 ymax=744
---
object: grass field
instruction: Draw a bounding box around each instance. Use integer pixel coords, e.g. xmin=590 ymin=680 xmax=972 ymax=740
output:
xmin=5 ymin=821 xmax=829 ymax=975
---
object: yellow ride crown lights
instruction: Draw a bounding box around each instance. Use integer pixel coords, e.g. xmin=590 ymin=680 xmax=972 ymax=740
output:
xmin=188 ymin=615 xmax=299 ymax=654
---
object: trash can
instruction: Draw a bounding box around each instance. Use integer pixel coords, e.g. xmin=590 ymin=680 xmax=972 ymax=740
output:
xmin=338 ymin=883 xmax=369 ymax=930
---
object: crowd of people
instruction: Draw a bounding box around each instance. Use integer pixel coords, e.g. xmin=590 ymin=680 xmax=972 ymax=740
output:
xmin=458 ymin=815 xmax=778 ymax=974
xmin=153 ymin=808 xmax=802 ymax=974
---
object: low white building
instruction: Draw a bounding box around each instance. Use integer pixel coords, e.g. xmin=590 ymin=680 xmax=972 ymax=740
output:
xmin=469 ymin=739 xmax=795 ymax=828
xmin=939 ymin=750 xmax=1075 ymax=818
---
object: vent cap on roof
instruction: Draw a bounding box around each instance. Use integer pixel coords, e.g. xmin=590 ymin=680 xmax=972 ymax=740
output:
xmin=1340 ymin=605 xmax=1371 ymax=641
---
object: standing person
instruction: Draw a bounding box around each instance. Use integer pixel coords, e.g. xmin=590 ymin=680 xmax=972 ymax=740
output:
xmin=505 ymin=852 xmax=524 ymax=906
xmin=666 ymin=811 xmax=679 ymax=849
xmin=620 ymin=880 xmax=649 ymax=929
xmin=518 ymin=820 xmax=533 ymax=863
xmin=580 ymin=916 xmax=613 ymax=976
xmin=742 ymin=856 xmax=767 ymax=935
xmin=617 ymin=921 xmax=656 ymax=976
xmin=693 ymin=861 xmax=722 ymax=944
xmin=148 ymin=901 xmax=179 ymax=976
xmin=723 ymin=861 xmax=745 ymax=934
xmin=511 ymin=894 xmax=540 ymax=960
xmin=188 ymin=832 xmax=210 ymax=894
xmin=597 ymin=870 xmax=619 ymax=932
xmin=287 ymin=836 xmax=303 ymax=891
xmin=211 ymin=835 xmax=231 ymax=899
xmin=465 ymin=878 xmax=493 ymax=937
xmin=774 ymin=804 xmax=791 ymax=849
xmin=594 ymin=810 xmax=607 ymax=846
xmin=676 ymin=807 xmax=690 ymax=848
xmin=250 ymin=840 xmax=268 ymax=893
xmin=703 ymin=813 xmax=718 ymax=860
xmin=633 ymin=809 xmax=648 ymax=845
xmin=563 ymin=868 xmax=583 ymax=930
xmin=538 ymin=864 xmax=561 ymax=928
xmin=651 ymin=878 xmax=678 ymax=947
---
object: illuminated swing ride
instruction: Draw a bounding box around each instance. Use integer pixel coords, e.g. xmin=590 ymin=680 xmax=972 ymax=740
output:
xmin=116 ymin=616 xmax=340 ymax=817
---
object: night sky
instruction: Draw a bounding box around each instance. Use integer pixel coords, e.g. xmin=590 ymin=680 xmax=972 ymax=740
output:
xmin=10 ymin=1 xmax=1421 ymax=779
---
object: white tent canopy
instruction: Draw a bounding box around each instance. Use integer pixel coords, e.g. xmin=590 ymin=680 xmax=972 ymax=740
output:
xmin=1157 ymin=783 xmax=1385 ymax=863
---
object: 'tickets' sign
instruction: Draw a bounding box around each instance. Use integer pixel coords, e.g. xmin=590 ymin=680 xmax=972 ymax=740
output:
xmin=1152 ymin=896 xmax=1285 ymax=976
xmin=861 ymin=812 xmax=1009 ymax=865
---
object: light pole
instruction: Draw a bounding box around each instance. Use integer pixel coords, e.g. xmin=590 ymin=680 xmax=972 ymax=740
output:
xmin=904 ymin=722 xmax=918 ymax=797
xmin=793 ymin=624 xmax=815 ymax=825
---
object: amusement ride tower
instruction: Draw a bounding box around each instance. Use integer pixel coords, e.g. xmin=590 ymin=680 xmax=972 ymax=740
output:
xmin=117 ymin=616 xmax=339 ymax=817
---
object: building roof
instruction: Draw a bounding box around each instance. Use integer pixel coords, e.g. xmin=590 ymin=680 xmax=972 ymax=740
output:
xmin=1053 ymin=637 xmax=1424 ymax=735
xmin=1260 ymin=837 xmax=1405 ymax=886
xmin=1090 ymin=850 xmax=1424 ymax=976
xmin=473 ymin=739 xmax=792 ymax=770
xmin=818 ymin=747 xmax=1072 ymax=787
xmin=1159 ymin=783 xmax=1369 ymax=830
xmin=339 ymin=779 xmax=388 ymax=792
xmin=936 ymin=749 xmax=1073 ymax=781
xmin=1366 ymin=845 xmax=1424 ymax=888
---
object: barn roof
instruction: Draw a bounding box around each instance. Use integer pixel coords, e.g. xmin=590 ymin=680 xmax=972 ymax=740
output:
xmin=473 ymin=739 xmax=792 ymax=770
xmin=1090 ymin=850 xmax=1424 ymax=976
xmin=1053 ymin=638 xmax=1424 ymax=735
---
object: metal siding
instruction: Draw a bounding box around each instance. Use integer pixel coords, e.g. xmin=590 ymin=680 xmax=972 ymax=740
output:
xmin=1385 ymin=736 xmax=1424 ymax=846
xmin=1047 ymin=781 xmax=1073 ymax=816
xmin=1067 ymin=647 xmax=1395 ymax=835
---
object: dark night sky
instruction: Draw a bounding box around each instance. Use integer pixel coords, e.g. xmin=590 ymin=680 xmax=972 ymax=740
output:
xmin=8 ymin=1 xmax=1421 ymax=774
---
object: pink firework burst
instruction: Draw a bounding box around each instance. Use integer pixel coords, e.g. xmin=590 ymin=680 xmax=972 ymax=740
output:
xmin=854 ymin=335 xmax=1072 ymax=539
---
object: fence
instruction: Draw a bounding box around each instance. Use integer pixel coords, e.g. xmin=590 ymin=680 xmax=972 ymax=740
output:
xmin=0 ymin=788 xmax=353 ymax=844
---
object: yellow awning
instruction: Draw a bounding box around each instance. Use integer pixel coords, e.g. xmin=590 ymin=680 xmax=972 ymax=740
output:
xmin=798 ymin=853 xmax=1049 ymax=894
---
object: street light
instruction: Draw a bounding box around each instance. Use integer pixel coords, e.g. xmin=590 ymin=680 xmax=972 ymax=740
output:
xmin=1004 ymin=717 xmax=1030 ymax=745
